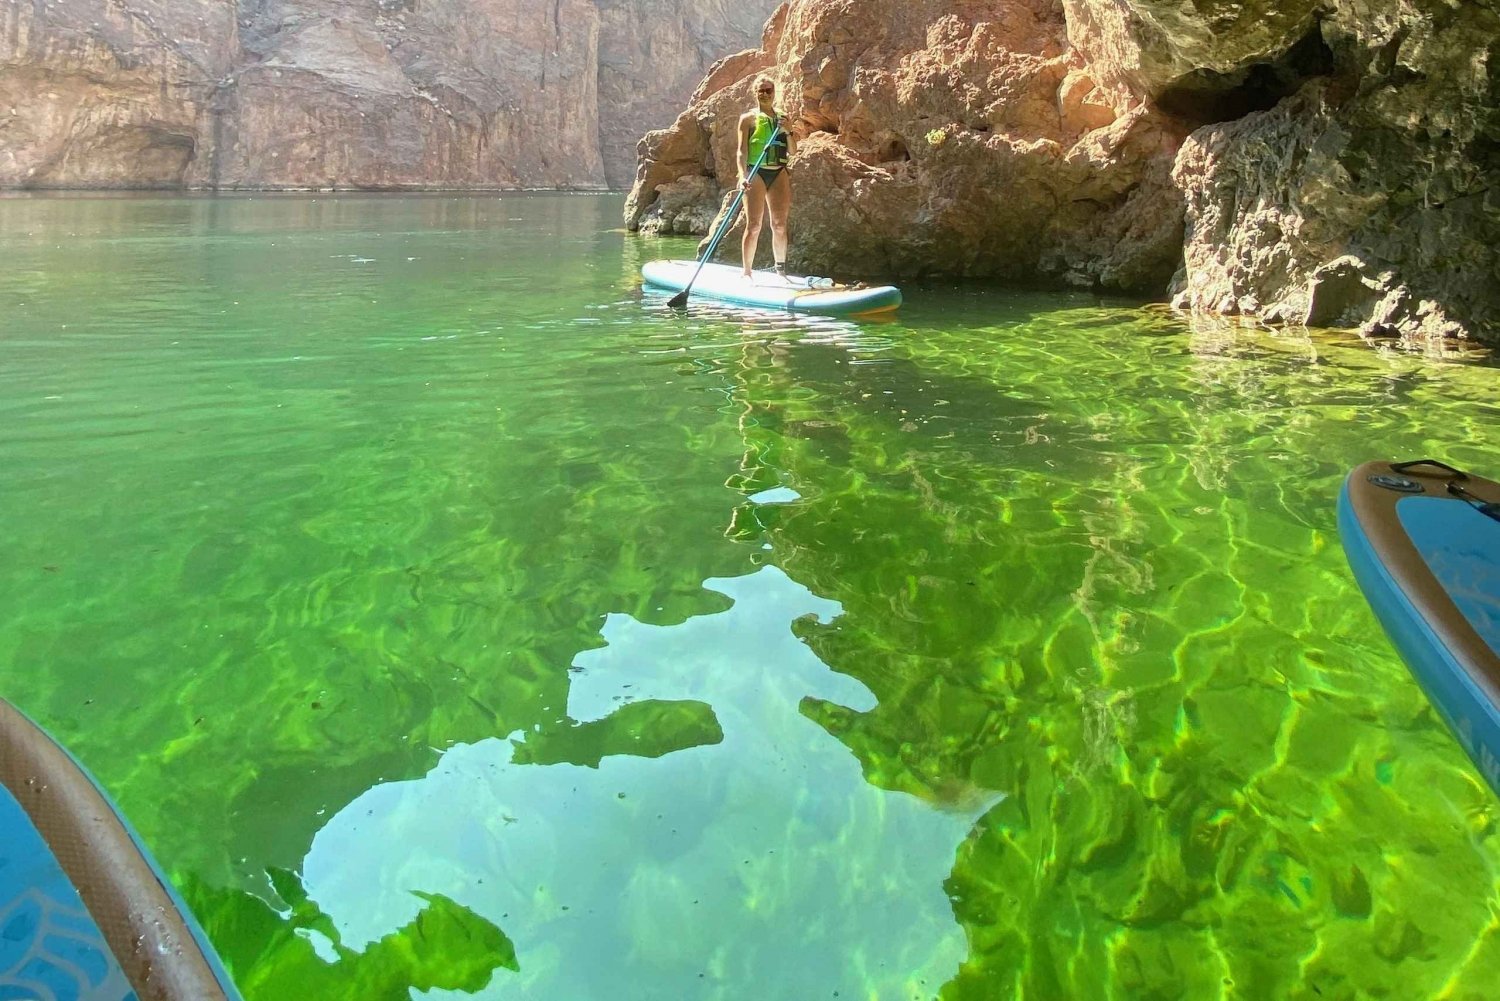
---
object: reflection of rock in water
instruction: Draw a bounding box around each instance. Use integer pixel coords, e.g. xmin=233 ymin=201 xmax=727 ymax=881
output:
xmin=302 ymin=565 xmax=1003 ymax=999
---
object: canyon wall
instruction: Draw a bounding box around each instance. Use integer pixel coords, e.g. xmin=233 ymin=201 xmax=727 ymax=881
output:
xmin=628 ymin=0 xmax=1500 ymax=347
xmin=0 ymin=0 xmax=781 ymax=190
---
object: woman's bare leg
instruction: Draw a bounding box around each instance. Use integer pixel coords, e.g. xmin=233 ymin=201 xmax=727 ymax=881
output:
xmin=766 ymin=172 xmax=792 ymax=269
xmin=741 ymin=176 xmax=768 ymax=277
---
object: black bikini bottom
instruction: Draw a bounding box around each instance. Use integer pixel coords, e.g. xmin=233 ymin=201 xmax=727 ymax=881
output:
xmin=754 ymin=167 xmax=786 ymax=190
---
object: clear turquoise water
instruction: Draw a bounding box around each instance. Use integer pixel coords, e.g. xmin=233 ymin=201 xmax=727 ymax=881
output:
xmin=1 ymin=193 xmax=1498 ymax=1000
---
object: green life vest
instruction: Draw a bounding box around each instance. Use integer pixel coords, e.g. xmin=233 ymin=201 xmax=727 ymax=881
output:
xmin=747 ymin=112 xmax=788 ymax=169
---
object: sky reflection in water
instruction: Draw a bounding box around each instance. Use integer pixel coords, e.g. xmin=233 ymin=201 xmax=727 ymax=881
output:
xmin=304 ymin=565 xmax=1000 ymax=999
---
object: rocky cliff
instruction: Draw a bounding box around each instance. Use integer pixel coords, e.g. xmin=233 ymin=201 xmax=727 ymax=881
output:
xmin=0 ymin=0 xmax=780 ymax=190
xmin=628 ymin=0 xmax=1500 ymax=347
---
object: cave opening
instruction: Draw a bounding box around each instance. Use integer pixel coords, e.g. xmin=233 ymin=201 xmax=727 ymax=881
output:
xmin=1155 ymin=22 xmax=1336 ymax=126
xmin=877 ymin=137 xmax=910 ymax=163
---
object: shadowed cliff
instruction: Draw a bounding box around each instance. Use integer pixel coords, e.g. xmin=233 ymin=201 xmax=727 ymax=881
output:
xmin=0 ymin=0 xmax=781 ymax=190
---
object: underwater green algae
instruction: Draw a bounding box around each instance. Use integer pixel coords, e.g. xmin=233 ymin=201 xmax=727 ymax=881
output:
xmin=726 ymin=314 xmax=1500 ymax=1000
xmin=0 ymin=194 xmax=1496 ymax=1000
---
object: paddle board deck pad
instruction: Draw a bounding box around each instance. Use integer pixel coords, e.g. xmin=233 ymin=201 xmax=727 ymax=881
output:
xmin=642 ymin=260 xmax=901 ymax=315
xmin=0 ymin=698 xmax=242 ymax=1000
xmin=1339 ymin=459 xmax=1500 ymax=795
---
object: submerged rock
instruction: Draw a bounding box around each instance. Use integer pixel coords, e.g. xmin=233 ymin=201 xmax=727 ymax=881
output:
xmin=628 ymin=0 xmax=1500 ymax=346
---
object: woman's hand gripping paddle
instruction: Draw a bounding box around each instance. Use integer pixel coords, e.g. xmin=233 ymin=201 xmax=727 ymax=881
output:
xmin=668 ymin=136 xmax=777 ymax=309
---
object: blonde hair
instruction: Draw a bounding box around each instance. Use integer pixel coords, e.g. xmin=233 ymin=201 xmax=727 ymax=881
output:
xmin=753 ymin=75 xmax=776 ymax=96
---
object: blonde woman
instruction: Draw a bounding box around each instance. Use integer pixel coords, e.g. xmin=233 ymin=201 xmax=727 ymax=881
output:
xmin=737 ymin=75 xmax=796 ymax=279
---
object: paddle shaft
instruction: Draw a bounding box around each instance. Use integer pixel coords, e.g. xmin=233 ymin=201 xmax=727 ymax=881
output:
xmin=668 ymin=126 xmax=780 ymax=308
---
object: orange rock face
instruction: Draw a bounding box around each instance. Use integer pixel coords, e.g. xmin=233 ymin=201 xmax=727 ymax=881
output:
xmin=628 ymin=0 xmax=1500 ymax=345
xmin=630 ymin=0 xmax=1187 ymax=293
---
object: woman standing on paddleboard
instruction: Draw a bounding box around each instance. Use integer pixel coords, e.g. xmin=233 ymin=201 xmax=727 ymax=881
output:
xmin=737 ymin=76 xmax=796 ymax=280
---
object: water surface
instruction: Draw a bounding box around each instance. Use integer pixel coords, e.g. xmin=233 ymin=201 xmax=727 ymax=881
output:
xmin=1 ymin=193 xmax=1497 ymax=1000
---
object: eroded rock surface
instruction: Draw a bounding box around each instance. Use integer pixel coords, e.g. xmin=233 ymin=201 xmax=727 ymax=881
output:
xmin=629 ymin=0 xmax=1500 ymax=345
xmin=0 ymin=0 xmax=781 ymax=189
xmin=1167 ymin=1 xmax=1500 ymax=346
xmin=0 ymin=0 xmax=236 ymax=187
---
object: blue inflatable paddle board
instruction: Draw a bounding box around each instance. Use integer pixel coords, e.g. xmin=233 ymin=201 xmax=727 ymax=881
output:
xmin=0 ymin=698 xmax=241 ymax=1000
xmin=1338 ymin=459 xmax=1500 ymax=795
xmin=642 ymin=260 xmax=902 ymax=316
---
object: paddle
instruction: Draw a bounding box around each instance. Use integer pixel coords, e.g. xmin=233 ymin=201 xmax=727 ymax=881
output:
xmin=668 ymin=129 xmax=778 ymax=309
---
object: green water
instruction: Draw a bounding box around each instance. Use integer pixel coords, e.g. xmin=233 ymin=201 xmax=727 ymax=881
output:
xmin=1 ymin=193 xmax=1498 ymax=1000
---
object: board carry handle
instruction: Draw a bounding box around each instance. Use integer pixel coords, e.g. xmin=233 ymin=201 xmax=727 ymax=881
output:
xmin=1390 ymin=459 xmax=1469 ymax=480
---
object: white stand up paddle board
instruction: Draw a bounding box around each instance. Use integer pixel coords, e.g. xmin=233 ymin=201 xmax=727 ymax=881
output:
xmin=642 ymin=260 xmax=902 ymax=316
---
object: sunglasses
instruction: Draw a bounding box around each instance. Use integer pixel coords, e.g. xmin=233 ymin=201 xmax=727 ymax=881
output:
xmin=757 ymin=87 xmax=775 ymax=95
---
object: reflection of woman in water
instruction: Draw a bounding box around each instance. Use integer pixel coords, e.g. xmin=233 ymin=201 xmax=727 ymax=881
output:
xmin=737 ymin=75 xmax=796 ymax=279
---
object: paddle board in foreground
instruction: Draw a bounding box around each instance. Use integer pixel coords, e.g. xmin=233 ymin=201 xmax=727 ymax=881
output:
xmin=0 ymin=697 xmax=243 ymax=1000
xmin=1339 ymin=459 xmax=1500 ymax=795
xmin=642 ymin=259 xmax=901 ymax=316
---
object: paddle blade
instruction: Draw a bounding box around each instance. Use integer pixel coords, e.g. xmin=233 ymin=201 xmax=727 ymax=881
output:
xmin=667 ymin=288 xmax=690 ymax=308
